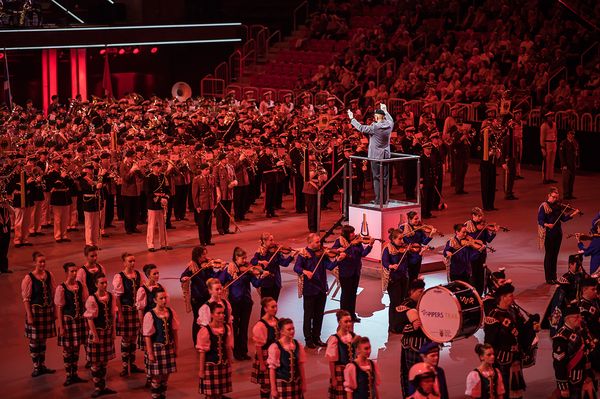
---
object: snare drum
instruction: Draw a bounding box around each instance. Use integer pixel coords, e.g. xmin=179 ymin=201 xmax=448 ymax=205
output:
xmin=417 ymin=280 xmax=483 ymax=343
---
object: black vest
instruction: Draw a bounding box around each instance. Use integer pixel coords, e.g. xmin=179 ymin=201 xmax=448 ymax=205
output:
xmin=93 ymin=293 xmax=113 ymax=330
xmin=119 ymin=271 xmax=141 ymax=307
xmin=204 ymin=299 xmax=230 ymax=325
xmin=275 ymin=340 xmax=300 ymax=382
xmin=61 ymin=281 xmax=83 ymax=318
xmin=83 ymin=265 xmax=102 ymax=295
xmin=204 ymin=325 xmax=229 ymax=364
xmin=334 ymin=332 xmax=356 ymax=365
xmin=474 ymin=368 xmax=499 ymax=399
xmin=259 ymin=318 xmax=278 ymax=350
xmin=150 ymin=308 xmax=173 ymax=344
xmin=29 ymin=271 xmax=52 ymax=306
xmin=352 ymin=360 xmax=376 ymax=399
xmin=142 ymin=283 xmax=164 ymax=313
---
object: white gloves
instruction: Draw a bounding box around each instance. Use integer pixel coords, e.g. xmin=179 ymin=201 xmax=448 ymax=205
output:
xmin=380 ymin=103 xmax=387 ymax=112
xmin=347 ymin=110 xmax=354 ymax=119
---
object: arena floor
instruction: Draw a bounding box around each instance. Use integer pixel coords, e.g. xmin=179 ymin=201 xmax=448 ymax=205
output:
xmin=1 ymin=163 xmax=599 ymax=399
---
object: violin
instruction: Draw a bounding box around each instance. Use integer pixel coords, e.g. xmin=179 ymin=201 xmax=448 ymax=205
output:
xmin=279 ymin=246 xmax=299 ymax=255
xmin=476 ymin=221 xmax=510 ymax=232
xmin=567 ymin=233 xmax=600 ymax=241
xmin=200 ymin=258 xmax=226 ymax=270
xmin=558 ymin=202 xmax=583 ymax=216
xmin=314 ymin=246 xmax=343 ymax=258
xmin=352 ymin=235 xmax=382 ymax=244
xmin=418 ymin=224 xmax=445 ymax=237
xmin=460 ymin=237 xmax=495 ymax=252
xmin=407 ymin=243 xmax=435 ymax=253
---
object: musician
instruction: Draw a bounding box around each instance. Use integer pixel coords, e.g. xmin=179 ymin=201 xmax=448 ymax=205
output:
xmin=399 ymin=212 xmax=436 ymax=283
xmin=98 ymin=152 xmax=116 ymax=229
xmin=120 ymin=150 xmax=143 ymax=235
xmin=382 ymin=228 xmax=410 ymax=334
xmin=231 ymin=142 xmax=251 ymax=221
xmin=55 ymin=262 xmax=88 ymax=386
xmin=430 ymin=133 xmax=447 ymax=210
xmin=397 ymin=278 xmax=429 ymax=397
xmin=294 ymin=233 xmax=346 ymax=348
xmin=450 ymin=125 xmax=470 ymax=195
xmin=251 ymin=297 xmax=279 ymax=399
xmin=258 ymin=145 xmax=281 ymax=218
xmin=331 ymin=225 xmax=373 ymax=322
xmin=501 ymin=116 xmax=518 ymax=200
xmin=558 ymin=254 xmax=589 ymax=302
xmin=537 ymin=187 xmax=580 ymax=284
xmin=326 ymin=310 xmax=356 ymax=399
xmin=559 ymin=130 xmax=579 ymax=200
xmin=267 ymin=318 xmax=307 ymax=399
xmin=0 ymin=196 xmax=13 ymax=274
xmin=552 ymin=301 xmax=597 ymax=399
xmin=415 ymin=342 xmax=449 ymax=399
xmin=420 ymin=142 xmax=436 ymax=219
xmin=480 ymin=112 xmax=498 ymax=211
xmin=465 ymin=207 xmax=498 ymax=294
xmin=348 ymin=103 xmax=393 ymax=205
xmin=540 ymin=111 xmax=558 ymax=184
xmin=483 ymin=283 xmax=526 ymax=399
xmin=22 ymin=251 xmax=56 ymax=377
xmin=214 ymin=153 xmax=237 ymax=235
xmin=145 ymin=160 xmax=171 ymax=252
xmin=79 ymin=163 xmax=104 ymax=247
xmin=443 ymin=224 xmax=483 ymax=283
xmin=143 ymin=288 xmax=179 ymax=399
xmin=219 ymin=247 xmax=264 ymax=361
xmin=250 ymin=232 xmax=295 ymax=303
xmin=7 ymin=160 xmax=34 ymax=247
xmin=577 ymin=222 xmax=600 ymax=274
xmin=112 ymin=252 xmax=144 ymax=377
xmin=579 ymin=277 xmax=600 ymax=373
xmin=28 ymin=156 xmax=46 ymax=237
xmin=46 ymin=158 xmax=74 ymax=242
xmin=192 ymin=163 xmax=216 ymax=246
xmin=511 ymin=109 xmax=525 ymax=179
xmin=289 ymin=140 xmax=306 ymax=213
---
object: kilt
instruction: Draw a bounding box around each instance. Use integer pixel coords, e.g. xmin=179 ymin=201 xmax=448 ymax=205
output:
xmin=250 ymin=349 xmax=270 ymax=385
xmin=199 ymin=362 xmax=232 ymax=396
xmin=276 ymin=378 xmax=304 ymax=399
xmin=145 ymin=342 xmax=177 ymax=376
xmin=116 ymin=306 xmax=139 ymax=338
xmin=328 ymin=364 xmax=346 ymax=399
xmin=137 ymin=331 xmax=146 ymax=351
xmin=25 ymin=305 xmax=56 ymax=340
xmin=58 ymin=315 xmax=86 ymax=348
xmin=86 ymin=328 xmax=116 ymax=364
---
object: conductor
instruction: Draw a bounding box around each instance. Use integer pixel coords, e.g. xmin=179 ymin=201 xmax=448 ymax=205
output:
xmin=348 ymin=103 xmax=394 ymax=204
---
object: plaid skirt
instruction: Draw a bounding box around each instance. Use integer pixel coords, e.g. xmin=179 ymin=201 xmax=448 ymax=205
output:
xmin=250 ymin=349 xmax=270 ymax=385
xmin=328 ymin=364 xmax=346 ymax=399
xmin=58 ymin=315 xmax=86 ymax=348
xmin=137 ymin=331 xmax=146 ymax=351
xmin=276 ymin=378 xmax=304 ymax=399
xmin=145 ymin=342 xmax=177 ymax=376
xmin=25 ymin=305 xmax=56 ymax=340
xmin=116 ymin=306 xmax=139 ymax=339
xmin=199 ymin=362 xmax=232 ymax=396
xmin=86 ymin=328 xmax=116 ymax=364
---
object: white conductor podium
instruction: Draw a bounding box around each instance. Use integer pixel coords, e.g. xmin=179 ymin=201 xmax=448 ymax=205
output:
xmin=348 ymin=153 xmax=421 ymax=262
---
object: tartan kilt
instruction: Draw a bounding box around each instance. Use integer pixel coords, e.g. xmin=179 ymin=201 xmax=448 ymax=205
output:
xmin=276 ymin=378 xmax=304 ymax=399
xmin=86 ymin=328 xmax=116 ymax=364
xmin=58 ymin=315 xmax=86 ymax=348
xmin=137 ymin=331 xmax=146 ymax=351
xmin=25 ymin=305 xmax=56 ymax=340
xmin=199 ymin=362 xmax=232 ymax=396
xmin=145 ymin=342 xmax=177 ymax=376
xmin=250 ymin=349 xmax=270 ymax=385
xmin=328 ymin=364 xmax=346 ymax=399
xmin=116 ymin=306 xmax=139 ymax=338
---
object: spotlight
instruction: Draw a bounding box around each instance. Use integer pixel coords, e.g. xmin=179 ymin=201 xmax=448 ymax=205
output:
xmin=150 ymin=47 xmax=158 ymax=54
xmin=118 ymin=48 xmax=126 ymax=55
xmin=0 ymin=53 xmax=4 ymax=60
xmin=132 ymin=48 xmax=140 ymax=55
xmin=99 ymin=49 xmax=106 ymax=55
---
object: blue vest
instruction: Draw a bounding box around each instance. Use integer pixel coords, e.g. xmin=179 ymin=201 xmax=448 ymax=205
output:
xmin=29 ymin=271 xmax=52 ymax=306
xmin=334 ymin=332 xmax=355 ymax=365
xmin=150 ymin=308 xmax=173 ymax=344
xmin=275 ymin=340 xmax=300 ymax=382
xmin=352 ymin=360 xmax=376 ymax=399
xmin=61 ymin=281 xmax=83 ymax=318
xmin=93 ymin=293 xmax=113 ymax=330
xmin=204 ymin=325 xmax=229 ymax=364
xmin=259 ymin=318 xmax=278 ymax=350
xmin=119 ymin=271 xmax=141 ymax=307
xmin=142 ymin=283 xmax=164 ymax=313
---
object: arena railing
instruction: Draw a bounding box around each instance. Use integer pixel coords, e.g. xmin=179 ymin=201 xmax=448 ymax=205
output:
xmin=343 ymin=85 xmax=361 ymax=106
xmin=293 ymin=1 xmax=309 ymax=32
xmin=580 ymin=41 xmax=598 ymax=67
xmin=200 ymin=77 xmax=225 ymax=99
xmin=266 ymin=30 xmax=282 ymax=58
xmin=376 ymin=58 xmax=397 ymax=88
xmin=547 ymin=66 xmax=567 ymax=96
xmin=229 ymin=50 xmax=242 ymax=83
xmin=214 ymin=62 xmax=228 ymax=85
xmin=556 ymin=110 xmax=578 ymax=131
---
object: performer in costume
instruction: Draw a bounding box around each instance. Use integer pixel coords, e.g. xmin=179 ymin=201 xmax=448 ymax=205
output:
xmin=326 ymin=310 xmax=356 ymax=399
xmin=399 ymin=211 xmax=436 ymax=284
xmin=76 ymin=245 xmax=105 ymax=296
xmin=251 ymin=297 xmax=279 ymax=399
xmin=464 ymin=207 xmax=498 ymax=295
xmin=343 ymin=336 xmax=380 ymax=399
xmin=465 ymin=343 xmax=505 ymax=399
xmin=576 ymin=220 xmax=600 ymax=275
xmin=22 ymin=251 xmax=56 ymax=377
xmin=443 ymin=224 xmax=483 ymax=283
xmin=196 ymin=278 xmax=233 ymax=328
xmin=579 ymin=278 xmax=600 ymax=373
xmin=251 ymin=233 xmax=295 ymax=303
xmin=268 ymin=318 xmax=307 ymax=399
xmin=414 ymin=343 xmax=449 ymax=399
xmin=55 ymin=262 xmax=88 ymax=386
xmin=382 ymin=228 xmax=410 ymax=334
xmin=406 ymin=362 xmax=439 ymax=399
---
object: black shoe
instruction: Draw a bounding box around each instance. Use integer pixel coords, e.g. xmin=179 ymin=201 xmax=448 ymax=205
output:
xmin=456 ymin=191 xmax=469 ymax=195
xmin=225 ymin=231 xmax=234 ymax=234
xmin=548 ymin=179 xmax=558 ymax=183
xmin=130 ymin=364 xmax=144 ymax=374
xmin=305 ymin=341 xmax=316 ymax=349
xmin=515 ymin=175 xmax=524 ymax=180
xmin=31 ymin=368 xmax=42 ymax=377
xmin=126 ymin=231 xmax=133 ymax=235
xmin=132 ymin=229 xmax=142 ymax=233
xmin=161 ymin=246 xmax=173 ymax=251
xmin=240 ymin=354 xmax=252 ymax=361
xmin=71 ymin=374 xmax=87 ymax=384
xmin=67 ymin=228 xmax=79 ymax=232
xmin=105 ymin=224 xmax=116 ymax=228
xmin=119 ymin=367 xmax=129 ymax=377
xmin=62 ymin=238 xmax=71 ymax=242
xmin=145 ymin=378 xmax=151 ymax=389
xmin=505 ymin=195 xmax=518 ymax=200
xmin=1 ymin=269 xmax=13 ymax=273
xmin=148 ymin=248 xmax=156 ymax=253
xmin=315 ymin=339 xmax=327 ymax=347
xmin=14 ymin=243 xmax=23 ymax=248
xmin=39 ymin=366 xmax=55 ymax=375
xmin=63 ymin=376 xmax=73 ymax=386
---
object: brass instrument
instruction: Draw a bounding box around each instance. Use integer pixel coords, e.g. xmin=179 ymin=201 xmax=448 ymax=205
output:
xmin=19 ymin=0 xmax=31 ymax=26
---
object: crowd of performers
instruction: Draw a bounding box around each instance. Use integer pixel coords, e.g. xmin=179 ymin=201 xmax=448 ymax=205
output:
xmin=18 ymin=202 xmax=600 ymax=399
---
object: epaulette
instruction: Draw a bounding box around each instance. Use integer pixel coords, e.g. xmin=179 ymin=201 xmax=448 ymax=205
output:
xmin=298 ymin=249 xmax=311 ymax=258
xmin=464 ymin=220 xmax=477 ymax=233
xmin=449 ymin=237 xmax=461 ymax=250
xmin=540 ymin=202 xmax=552 ymax=215
xmin=557 ymin=276 xmax=570 ymax=285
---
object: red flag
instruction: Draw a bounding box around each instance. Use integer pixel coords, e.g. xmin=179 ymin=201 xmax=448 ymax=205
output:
xmin=102 ymin=52 xmax=112 ymax=98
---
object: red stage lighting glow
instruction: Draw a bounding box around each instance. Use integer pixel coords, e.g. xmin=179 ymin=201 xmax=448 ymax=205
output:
xmin=0 ymin=53 xmax=4 ymax=59
xmin=150 ymin=47 xmax=158 ymax=54
xmin=118 ymin=48 xmax=126 ymax=55
xmin=132 ymin=48 xmax=140 ymax=55
xmin=99 ymin=49 xmax=106 ymax=55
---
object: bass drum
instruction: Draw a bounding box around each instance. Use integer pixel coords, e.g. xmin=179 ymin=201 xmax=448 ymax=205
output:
xmin=417 ymin=280 xmax=483 ymax=343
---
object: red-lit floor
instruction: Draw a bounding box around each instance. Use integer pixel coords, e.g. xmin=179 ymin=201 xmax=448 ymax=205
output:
xmin=1 ymin=164 xmax=598 ymax=399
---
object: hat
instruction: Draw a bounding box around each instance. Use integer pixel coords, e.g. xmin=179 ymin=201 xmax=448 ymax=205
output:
xmin=405 ymin=126 xmax=415 ymax=132
xmin=423 ymin=103 xmax=432 ymax=109
xmin=82 ymin=163 xmax=94 ymax=171
xmin=283 ymin=93 xmax=292 ymax=98
xmin=421 ymin=141 xmax=433 ymax=150
xmin=486 ymin=107 xmax=496 ymax=114
xmin=263 ymin=91 xmax=272 ymax=97
xmin=419 ymin=342 xmax=440 ymax=355
xmin=327 ymin=96 xmax=336 ymax=102
xmin=494 ymin=282 xmax=515 ymax=297
xmin=568 ymin=254 xmax=583 ymax=264
xmin=408 ymin=363 xmax=435 ymax=382
xmin=350 ymin=99 xmax=359 ymax=104
xmin=199 ymin=163 xmax=210 ymax=170
xmin=429 ymin=132 xmax=440 ymax=139
xmin=581 ymin=277 xmax=598 ymax=288
xmin=158 ymin=149 xmax=169 ymax=155
xmin=450 ymin=104 xmax=461 ymax=111
xmin=374 ymin=109 xmax=385 ymax=116
xmin=410 ymin=278 xmax=425 ymax=291
xmin=100 ymin=152 xmax=111 ymax=160
xmin=564 ymin=300 xmax=580 ymax=317
xmin=513 ymin=108 xmax=522 ymax=115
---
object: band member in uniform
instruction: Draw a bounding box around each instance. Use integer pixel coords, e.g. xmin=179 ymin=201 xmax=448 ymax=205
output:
xmin=540 ymin=111 xmax=558 ymax=184
xmin=559 ymin=130 xmax=579 ymax=200
xmin=406 ymin=363 xmax=437 ymax=399
xmin=537 ymin=187 xmax=580 ymax=284
xmin=55 ymin=262 xmax=88 ymax=386
xmin=7 ymin=160 xmax=34 ymax=247
xmin=464 ymin=343 xmax=505 ymax=399
xmin=420 ymin=142 xmax=436 ymax=219
xmin=197 ymin=302 xmax=234 ymax=399
xmin=294 ymin=233 xmax=345 ymax=348
xmin=577 ymin=221 xmax=600 ymax=274
xmin=192 ymin=163 xmax=216 ymax=246
xmin=397 ymin=278 xmax=429 ymax=397
xmin=331 ymin=226 xmax=373 ymax=322
xmin=120 ymin=150 xmax=143 ymax=235
xmin=465 ymin=208 xmax=498 ymax=294
xmin=399 ymin=212 xmax=436 ymax=283
xmin=303 ymin=161 xmax=328 ymax=233
xmin=289 ymin=140 xmax=306 ymax=213
xmin=512 ymin=109 xmax=524 ymax=179
xmin=251 ymin=233 xmax=295 ymax=303
xmin=451 ymin=125 xmax=471 ymax=195
xmin=220 ymin=246 xmax=264 ymax=360
xmin=552 ymin=301 xmax=597 ymax=399
xmin=84 ymin=273 xmax=117 ymax=398
xmin=0 ymin=195 xmax=13 ymax=273
xmin=382 ymin=228 xmax=410 ymax=334
xmin=143 ymin=288 xmax=179 ymax=399
xmin=414 ymin=342 xmax=449 ymax=399
xmin=113 ymin=252 xmax=145 ymax=376
xmin=76 ymin=245 xmax=105 ymax=296
xmin=579 ymin=277 xmax=600 ymax=373
xmin=214 ymin=153 xmax=237 ymax=235
xmin=47 ymin=158 xmax=74 ymax=242
xmin=443 ymin=224 xmax=483 ymax=283
xmin=80 ymin=163 xmax=104 ymax=247
xmin=326 ymin=310 xmax=355 ymax=399
xmin=267 ymin=318 xmax=307 ymax=399
xmin=343 ymin=336 xmax=380 ymax=399
xmin=145 ymin=160 xmax=171 ymax=252
xmin=348 ymin=103 xmax=393 ymax=205
xmin=22 ymin=251 xmax=56 ymax=377
xmin=258 ymin=145 xmax=282 ymax=218
xmin=483 ymin=283 xmax=526 ymax=399
xmin=251 ymin=297 xmax=279 ymax=399
xmin=501 ymin=120 xmax=518 ymax=200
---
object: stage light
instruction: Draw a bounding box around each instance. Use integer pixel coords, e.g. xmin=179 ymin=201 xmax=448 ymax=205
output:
xmin=99 ymin=49 xmax=106 ymax=55
xmin=0 ymin=53 xmax=4 ymax=59
xmin=132 ymin=48 xmax=140 ymax=55
xmin=118 ymin=48 xmax=125 ymax=55
xmin=150 ymin=47 xmax=158 ymax=54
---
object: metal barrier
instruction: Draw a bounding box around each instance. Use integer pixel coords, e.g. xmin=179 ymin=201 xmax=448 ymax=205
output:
xmin=255 ymin=27 xmax=268 ymax=62
xmin=528 ymin=108 xmax=541 ymax=127
xmin=376 ymin=58 xmax=396 ymax=87
xmin=242 ymin=50 xmax=256 ymax=71
xmin=266 ymin=30 xmax=282 ymax=58
xmin=556 ymin=111 xmax=578 ymax=131
xmin=580 ymin=41 xmax=598 ymax=67
xmin=200 ymin=77 xmax=225 ymax=99
xmin=293 ymin=1 xmax=309 ymax=31
xmin=343 ymin=85 xmax=361 ymax=106
xmin=547 ymin=66 xmax=567 ymax=96
xmin=594 ymin=114 xmax=600 ymax=133
xmin=229 ymin=50 xmax=242 ymax=82
xmin=214 ymin=62 xmax=229 ymax=85
xmin=388 ymin=98 xmax=406 ymax=115
xmin=580 ymin=113 xmax=593 ymax=132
